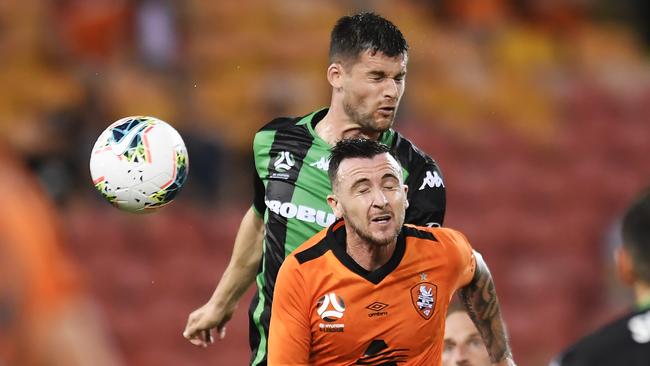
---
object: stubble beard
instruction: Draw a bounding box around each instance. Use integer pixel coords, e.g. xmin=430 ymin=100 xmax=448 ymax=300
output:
xmin=342 ymin=98 xmax=392 ymax=135
xmin=349 ymin=219 xmax=399 ymax=248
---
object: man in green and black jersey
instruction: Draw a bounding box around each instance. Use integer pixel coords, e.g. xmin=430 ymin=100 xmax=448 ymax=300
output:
xmin=184 ymin=12 xmax=446 ymax=365
xmin=552 ymin=187 xmax=650 ymax=366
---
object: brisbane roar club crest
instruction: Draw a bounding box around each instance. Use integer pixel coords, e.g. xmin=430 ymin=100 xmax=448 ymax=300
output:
xmin=410 ymin=282 xmax=437 ymax=320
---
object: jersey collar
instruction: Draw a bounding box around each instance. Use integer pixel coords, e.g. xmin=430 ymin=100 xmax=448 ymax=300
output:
xmin=325 ymin=219 xmax=406 ymax=285
xmin=301 ymin=107 xmax=395 ymax=148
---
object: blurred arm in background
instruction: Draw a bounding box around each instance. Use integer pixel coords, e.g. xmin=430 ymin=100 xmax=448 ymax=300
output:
xmin=0 ymin=146 xmax=122 ymax=366
xmin=183 ymin=206 xmax=264 ymax=346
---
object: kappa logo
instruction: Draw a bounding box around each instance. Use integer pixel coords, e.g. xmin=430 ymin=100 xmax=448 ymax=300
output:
xmin=410 ymin=282 xmax=437 ymax=320
xmin=309 ymin=156 xmax=330 ymax=171
xmin=418 ymin=171 xmax=444 ymax=190
xmin=274 ymin=151 xmax=295 ymax=172
xmin=628 ymin=310 xmax=650 ymax=343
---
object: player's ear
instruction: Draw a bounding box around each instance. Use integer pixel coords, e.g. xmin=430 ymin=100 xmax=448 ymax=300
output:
xmin=403 ymin=184 xmax=409 ymax=209
xmin=327 ymin=63 xmax=343 ymax=89
xmin=327 ymin=194 xmax=343 ymax=218
xmin=615 ymin=245 xmax=635 ymax=285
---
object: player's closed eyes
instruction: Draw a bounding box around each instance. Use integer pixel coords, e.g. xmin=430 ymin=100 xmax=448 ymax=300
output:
xmin=356 ymin=186 xmax=370 ymax=194
xmin=468 ymin=337 xmax=485 ymax=348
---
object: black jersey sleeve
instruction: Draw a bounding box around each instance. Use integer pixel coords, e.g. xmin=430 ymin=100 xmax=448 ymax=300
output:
xmin=392 ymin=133 xmax=446 ymax=227
xmin=404 ymin=158 xmax=446 ymax=227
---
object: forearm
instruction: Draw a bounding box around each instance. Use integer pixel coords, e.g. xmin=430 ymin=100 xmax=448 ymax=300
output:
xmin=209 ymin=207 xmax=264 ymax=306
xmin=458 ymin=251 xmax=514 ymax=365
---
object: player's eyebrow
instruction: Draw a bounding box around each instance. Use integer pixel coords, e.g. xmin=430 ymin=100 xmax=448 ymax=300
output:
xmin=382 ymin=173 xmax=399 ymax=180
xmin=367 ymin=70 xmax=387 ymax=78
xmin=465 ymin=333 xmax=483 ymax=342
xmin=368 ymin=70 xmax=407 ymax=78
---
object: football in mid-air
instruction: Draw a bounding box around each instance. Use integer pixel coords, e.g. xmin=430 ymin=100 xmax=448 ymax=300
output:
xmin=90 ymin=116 xmax=189 ymax=213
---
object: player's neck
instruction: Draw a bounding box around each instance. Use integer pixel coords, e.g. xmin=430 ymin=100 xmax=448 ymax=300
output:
xmin=345 ymin=231 xmax=397 ymax=272
xmin=315 ymin=105 xmax=381 ymax=145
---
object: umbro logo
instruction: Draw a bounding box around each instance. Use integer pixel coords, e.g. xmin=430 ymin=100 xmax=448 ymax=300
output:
xmin=366 ymin=302 xmax=388 ymax=311
xmin=274 ymin=151 xmax=295 ymax=172
xmin=366 ymin=302 xmax=388 ymax=318
xmin=309 ymin=156 xmax=330 ymax=171
xmin=418 ymin=171 xmax=444 ymax=190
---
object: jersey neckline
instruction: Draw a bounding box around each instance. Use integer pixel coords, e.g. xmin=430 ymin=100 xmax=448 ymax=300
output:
xmin=300 ymin=107 xmax=396 ymax=148
xmin=324 ymin=219 xmax=406 ymax=285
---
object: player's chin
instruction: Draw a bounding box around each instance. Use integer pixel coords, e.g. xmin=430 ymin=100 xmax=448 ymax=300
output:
xmin=369 ymin=224 xmax=400 ymax=245
xmin=373 ymin=116 xmax=394 ymax=131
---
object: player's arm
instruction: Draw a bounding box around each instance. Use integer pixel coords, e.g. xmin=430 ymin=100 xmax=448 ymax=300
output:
xmin=404 ymin=158 xmax=446 ymax=227
xmin=268 ymin=256 xmax=311 ymax=364
xmin=183 ymin=206 xmax=264 ymax=346
xmin=458 ymin=251 xmax=516 ymax=366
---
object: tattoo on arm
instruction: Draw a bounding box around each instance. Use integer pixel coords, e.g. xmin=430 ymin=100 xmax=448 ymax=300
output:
xmin=458 ymin=251 xmax=512 ymax=363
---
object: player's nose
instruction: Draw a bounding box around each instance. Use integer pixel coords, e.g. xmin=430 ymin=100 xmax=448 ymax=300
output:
xmin=370 ymin=188 xmax=388 ymax=208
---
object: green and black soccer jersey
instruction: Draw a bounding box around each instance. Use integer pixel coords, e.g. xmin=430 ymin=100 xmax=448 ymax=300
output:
xmin=552 ymin=307 xmax=650 ymax=366
xmin=248 ymin=108 xmax=446 ymax=366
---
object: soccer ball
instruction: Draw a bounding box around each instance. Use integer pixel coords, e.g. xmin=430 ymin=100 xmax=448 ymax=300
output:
xmin=89 ymin=116 xmax=189 ymax=213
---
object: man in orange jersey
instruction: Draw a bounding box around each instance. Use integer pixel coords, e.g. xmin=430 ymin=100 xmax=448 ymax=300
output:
xmin=268 ymin=138 xmax=515 ymax=366
xmin=443 ymin=304 xmax=492 ymax=366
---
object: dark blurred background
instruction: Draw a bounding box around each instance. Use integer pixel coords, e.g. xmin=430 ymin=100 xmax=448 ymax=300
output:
xmin=1 ymin=0 xmax=649 ymax=365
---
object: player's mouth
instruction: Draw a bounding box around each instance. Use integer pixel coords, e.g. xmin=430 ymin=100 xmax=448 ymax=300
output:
xmin=377 ymin=106 xmax=395 ymax=117
xmin=370 ymin=214 xmax=392 ymax=225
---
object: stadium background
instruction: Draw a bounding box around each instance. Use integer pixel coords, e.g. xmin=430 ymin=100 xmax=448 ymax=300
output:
xmin=1 ymin=0 xmax=650 ymax=365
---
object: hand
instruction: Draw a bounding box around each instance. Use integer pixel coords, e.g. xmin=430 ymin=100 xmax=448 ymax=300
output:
xmin=183 ymin=301 xmax=236 ymax=347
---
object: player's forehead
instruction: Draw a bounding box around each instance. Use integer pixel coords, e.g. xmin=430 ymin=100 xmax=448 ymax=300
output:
xmin=349 ymin=50 xmax=408 ymax=74
xmin=336 ymin=153 xmax=402 ymax=184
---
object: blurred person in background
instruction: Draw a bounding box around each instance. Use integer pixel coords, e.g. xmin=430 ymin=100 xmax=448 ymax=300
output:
xmin=184 ymin=12 xmax=447 ymax=366
xmin=0 ymin=145 xmax=123 ymax=366
xmin=551 ymin=187 xmax=650 ymax=365
xmin=444 ymin=303 xmax=492 ymax=366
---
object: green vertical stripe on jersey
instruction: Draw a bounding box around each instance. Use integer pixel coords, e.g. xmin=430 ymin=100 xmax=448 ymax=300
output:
xmin=251 ymin=257 xmax=268 ymax=366
xmin=251 ymin=129 xmax=275 ymax=366
xmin=283 ymin=137 xmax=334 ymax=257
xmin=253 ymin=130 xmax=276 ymax=187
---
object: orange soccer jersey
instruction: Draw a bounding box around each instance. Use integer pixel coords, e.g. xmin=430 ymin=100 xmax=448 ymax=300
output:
xmin=268 ymin=220 xmax=476 ymax=366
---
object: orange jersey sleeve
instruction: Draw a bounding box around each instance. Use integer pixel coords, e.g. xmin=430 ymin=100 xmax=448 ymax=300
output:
xmin=269 ymin=255 xmax=311 ymax=365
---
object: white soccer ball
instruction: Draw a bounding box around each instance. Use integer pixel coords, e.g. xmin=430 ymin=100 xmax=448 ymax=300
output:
xmin=89 ymin=116 xmax=189 ymax=213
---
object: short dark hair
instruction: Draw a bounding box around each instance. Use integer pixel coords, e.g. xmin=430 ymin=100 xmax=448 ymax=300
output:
xmin=329 ymin=12 xmax=408 ymax=65
xmin=622 ymin=187 xmax=650 ymax=283
xmin=328 ymin=138 xmax=393 ymax=186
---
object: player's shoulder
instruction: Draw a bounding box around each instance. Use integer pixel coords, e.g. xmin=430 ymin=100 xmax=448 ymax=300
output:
xmin=286 ymin=226 xmax=331 ymax=267
xmin=555 ymin=309 xmax=650 ymax=365
xmin=388 ymin=129 xmax=437 ymax=165
xmin=404 ymin=225 xmax=467 ymax=244
xmin=253 ymin=110 xmax=319 ymax=151
xmin=402 ymin=224 xmax=440 ymax=242
xmin=257 ymin=116 xmax=301 ymax=133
